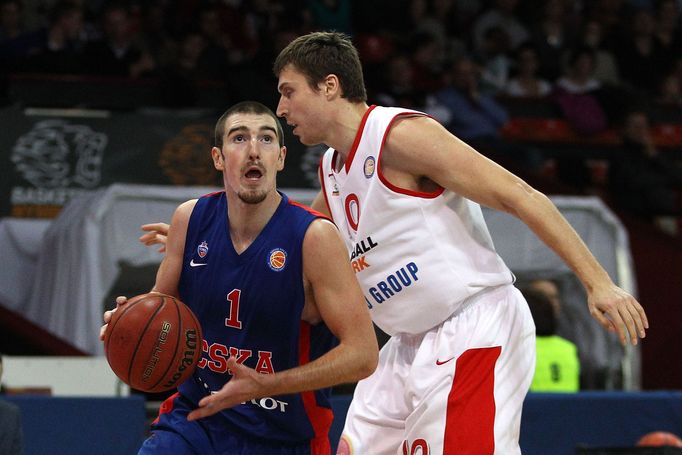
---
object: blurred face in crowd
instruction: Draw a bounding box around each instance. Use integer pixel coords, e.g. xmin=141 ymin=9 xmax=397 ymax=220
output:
xmin=451 ymin=58 xmax=478 ymax=92
xmin=529 ymin=280 xmax=561 ymax=317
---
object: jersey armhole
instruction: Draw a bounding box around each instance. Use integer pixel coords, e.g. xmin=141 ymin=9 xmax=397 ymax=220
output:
xmin=377 ymin=113 xmax=445 ymax=199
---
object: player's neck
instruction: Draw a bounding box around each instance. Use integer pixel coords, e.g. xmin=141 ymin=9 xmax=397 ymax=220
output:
xmin=227 ymin=190 xmax=282 ymax=254
xmin=329 ymin=102 xmax=370 ymax=162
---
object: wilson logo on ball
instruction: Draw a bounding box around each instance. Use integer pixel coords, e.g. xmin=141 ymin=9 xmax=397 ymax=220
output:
xmin=162 ymin=328 xmax=200 ymax=388
xmin=268 ymin=248 xmax=287 ymax=271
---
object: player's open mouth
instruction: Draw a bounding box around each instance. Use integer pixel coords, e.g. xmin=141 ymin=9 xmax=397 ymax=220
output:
xmin=244 ymin=166 xmax=263 ymax=181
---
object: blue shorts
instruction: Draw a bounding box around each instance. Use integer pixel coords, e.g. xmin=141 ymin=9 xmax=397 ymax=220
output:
xmin=138 ymin=394 xmax=330 ymax=455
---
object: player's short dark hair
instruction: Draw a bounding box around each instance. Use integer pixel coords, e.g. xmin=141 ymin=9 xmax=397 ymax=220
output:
xmin=523 ymin=288 xmax=557 ymax=336
xmin=273 ymin=31 xmax=367 ymax=103
xmin=214 ymin=101 xmax=284 ymax=148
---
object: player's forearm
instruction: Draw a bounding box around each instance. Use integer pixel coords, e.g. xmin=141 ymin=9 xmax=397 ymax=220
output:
xmin=258 ymin=340 xmax=377 ymax=398
xmin=510 ymin=189 xmax=612 ymax=292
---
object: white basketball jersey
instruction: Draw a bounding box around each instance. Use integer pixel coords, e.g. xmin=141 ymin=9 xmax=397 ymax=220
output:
xmin=320 ymin=105 xmax=514 ymax=335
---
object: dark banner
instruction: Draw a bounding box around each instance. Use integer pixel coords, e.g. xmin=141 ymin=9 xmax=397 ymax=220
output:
xmin=0 ymin=106 xmax=323 ymax=218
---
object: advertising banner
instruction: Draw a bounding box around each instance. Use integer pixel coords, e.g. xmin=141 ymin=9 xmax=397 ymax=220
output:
xmin=0 ymin=106 xmax=323 ymax=218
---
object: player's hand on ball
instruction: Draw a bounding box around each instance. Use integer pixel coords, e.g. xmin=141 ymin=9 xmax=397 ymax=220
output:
xmin=187 ymin=357 xmax=265 ymax=421
xmin=99 ymin=296 xmax=128 ymax=340
xmin=139 ymin=223 xmax=170 ymax=253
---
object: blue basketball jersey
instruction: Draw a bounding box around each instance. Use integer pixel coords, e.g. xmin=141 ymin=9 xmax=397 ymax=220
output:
xmin=174 ymin=191 xmax=337 ymax=446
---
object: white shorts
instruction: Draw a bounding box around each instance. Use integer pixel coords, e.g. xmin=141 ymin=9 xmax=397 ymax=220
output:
xmin=337 ymin=285 xmax=536 ymax=455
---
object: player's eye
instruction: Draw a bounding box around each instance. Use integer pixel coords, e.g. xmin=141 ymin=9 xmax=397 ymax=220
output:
xmin=261 ymin=135 xmax=274 ymax=143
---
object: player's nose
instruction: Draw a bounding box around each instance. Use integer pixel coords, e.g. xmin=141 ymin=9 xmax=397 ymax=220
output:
xmin=276 ymin=97 xmax=287 ymax=118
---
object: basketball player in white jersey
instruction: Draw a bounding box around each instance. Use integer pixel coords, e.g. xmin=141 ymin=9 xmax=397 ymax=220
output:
xmin=140 ymin=31 xmax=649 ymax=455
xmin=271 ymin=32 xmax=648 ymax=455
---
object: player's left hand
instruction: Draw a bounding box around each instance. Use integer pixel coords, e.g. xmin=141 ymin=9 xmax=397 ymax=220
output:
xmin=587 ymin=284 xmax=649 ymax=346
xmin=139 ymin=223 xmax=170 ymax=253
xmin=187 ymin=357 xmax=266 ymax=421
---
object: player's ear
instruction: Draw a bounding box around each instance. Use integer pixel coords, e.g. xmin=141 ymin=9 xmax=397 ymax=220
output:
xmin=323 ymin=74 xmax=340 ymax=99
xmin=277 ymin=146 xmax=287 ymax=171
xmin=211 ymin=147 xmax=224 ymax=170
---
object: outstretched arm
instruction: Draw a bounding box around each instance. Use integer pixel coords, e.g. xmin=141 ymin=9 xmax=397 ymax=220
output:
xmin=187 ymin=218 xmax=378 ymax=420
xmin=383 ymin=116 xmax=648 ymax=346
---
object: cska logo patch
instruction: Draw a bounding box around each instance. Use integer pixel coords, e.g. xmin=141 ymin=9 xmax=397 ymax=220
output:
xmin=268 ymin=248 xmax=287 ymax=271
xmin=197 ymin=241 xmax=209 ymax=258
xmin=363 ymin=156 xmax=376 ymax=178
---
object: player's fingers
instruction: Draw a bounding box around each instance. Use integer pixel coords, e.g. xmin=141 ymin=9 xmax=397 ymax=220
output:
xmin=141 ymin=223 xmax=170 ymax=235
xmin=625 ymin=299 xmax=647 ymax=339
xmin=187 ymin=400 xmax=218 ymax=421
xmin=115 ymin=295 xmax=128 ymax=307
xmin=589 ymin=305 xmax=614 ymax=334
xmin=605 ymin=307 xmax=628 ymax=346
xmin=616 ymin=304 xmax=639 ymax=345
xmin=99 ymin=324 xmax=107 ymax=340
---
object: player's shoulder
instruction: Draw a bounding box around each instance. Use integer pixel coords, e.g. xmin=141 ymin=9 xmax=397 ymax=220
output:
xmin=303 ymin=217 xmax=339 ymax=247
xmin=176 ymin=198 xmax=199 ymax=215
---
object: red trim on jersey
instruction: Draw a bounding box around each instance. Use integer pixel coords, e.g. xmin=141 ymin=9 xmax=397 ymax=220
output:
xmin=287 ymin=198 xmax=332 ymax=223
xmin=443 ymin=346 xmax=501 ymax=454
xmin=343 ymin=105 xmax=377 ymax=173
xmin=377 ymin=113 xmax=445 ymax=199
xmin=152 ymin=391 xmax=180 ymax=425
xmin=318 ymin=155 xmax=336 ymax=225
xmin=299 ymin=321 xmax=333 ymax=454
xmin=202 ymin=190 xmax=224 ymax=199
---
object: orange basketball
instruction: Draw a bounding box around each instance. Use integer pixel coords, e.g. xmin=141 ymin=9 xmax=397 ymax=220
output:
xmin=636 ymin=431 xmax=682 ymax=447
xmin=104 ymin=293 xmax=203 ymax=393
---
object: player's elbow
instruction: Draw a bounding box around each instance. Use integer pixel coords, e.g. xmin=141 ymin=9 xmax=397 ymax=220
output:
xmin=352 ymin=341 xmax=379 ymax=381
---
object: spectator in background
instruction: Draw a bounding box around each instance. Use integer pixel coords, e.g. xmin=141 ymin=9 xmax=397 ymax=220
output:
xmin=404 ymin=0 xmax=465 ymax=64
xmin=19 ymin=1 xmax=88 ymax=74
xmin=0 ymin=0 xmax=86 ymax=73
xmin=136 ymin=2 xmax=178 ymax=72
xmin=504 ymin=42 xmax=552 ymax=98
xmin=472 ymin=0 xmax=529 ymax=55
xmin=579 ymin=19 xmax=621 ymax=87
xmin=476 ymin=25 xmax=514 ymax=95
xmin=408 ymin=30 xmax=445 ymax=93
xmin=0 ymin=353 xmax=23 ymax=455
xmin=436 ymin=55 xmax=509 ymax=146
xmin=529 ymin=0 xmax=576 ymax=81
xmin=527 ymin=278 xmax=563 ymax=316
xmin=552 ymin=46 xmax=609 ymax=136
xmin=656 ymin=71 xmax=682 ymax=108
xmin=522 ymin=284 xmax=581 ymax=393
xmin=306 ymin=0 xmax=352 ymax=34
xmin=653 ymin=0 xmax=682 ymax=64
xmin=614 ymin=8 xmax=667 ymax=94
xmin=607 ymin=109 xmax=682 ymax=219
xmin=157 ymin=29 xmax=207 ymax=108
xmin=374 ymin=52 xmax=450 ymax=124
xmin=83 ymin=2 xmax=155 ymax=78
xmin=436 ymin=54 xmax=542 ymax=169
xmin=0 ymin=0 xmax=24 ymax=42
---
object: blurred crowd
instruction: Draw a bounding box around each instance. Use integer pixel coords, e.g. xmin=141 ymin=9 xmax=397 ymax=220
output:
xmin=1 ymin=0 xmax=681 ymax=106
xmin=1 ymin=0 xmax=681 ymax=220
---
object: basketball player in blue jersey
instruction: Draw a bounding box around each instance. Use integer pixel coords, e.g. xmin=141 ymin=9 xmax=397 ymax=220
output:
xmin=138 ymin=34 xmax=649 ymax=454
xmin=100 ymin=101 xmax=378 ymax=454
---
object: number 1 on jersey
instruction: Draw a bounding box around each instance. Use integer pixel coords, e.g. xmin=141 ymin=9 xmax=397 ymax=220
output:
xmin=225 ymin=289 xmax=243 ymax=329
